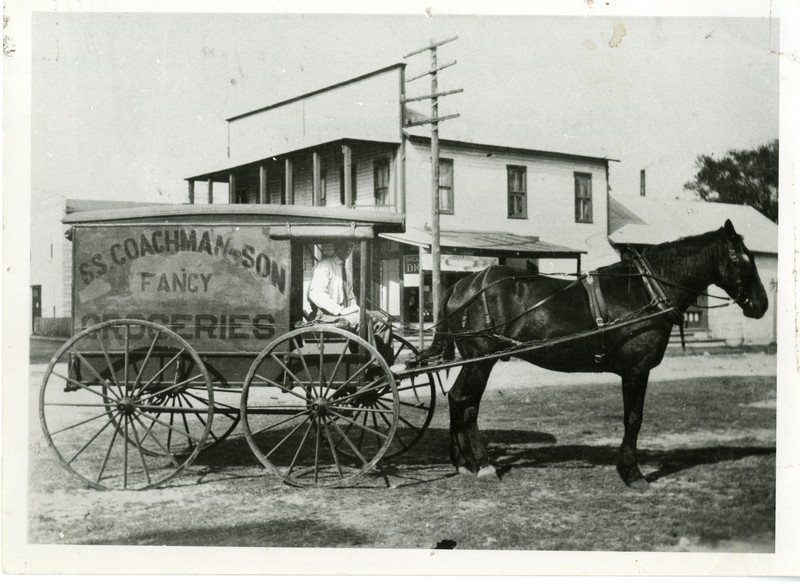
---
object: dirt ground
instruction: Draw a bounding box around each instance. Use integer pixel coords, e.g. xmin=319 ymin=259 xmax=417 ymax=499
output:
xmin=26 ymin=346 xmax=776 ymax=552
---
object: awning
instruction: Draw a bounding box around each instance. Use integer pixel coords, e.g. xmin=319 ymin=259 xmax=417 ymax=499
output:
xmin=380 ymin=227 xmax=584 ymax=259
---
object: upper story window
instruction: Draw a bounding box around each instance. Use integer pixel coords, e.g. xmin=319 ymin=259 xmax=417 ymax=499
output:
xmin=507 ymin=165 xmax=527 ymax=219
xmin=439 ymin=159 xmax=454 ymax=214
xmin=574 ymin=172 xmax=592 ymax=223
xmin=374 ymin=159 xmax=390 ymax=205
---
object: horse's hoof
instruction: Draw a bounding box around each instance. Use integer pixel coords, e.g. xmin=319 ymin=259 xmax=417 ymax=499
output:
xmin=457 ymin=466 xmax=473 ymax=477
xmin=628 ymin=478 xmax=650 ymax=493
xmin=477 ymin=465 xmax=498 ymax=479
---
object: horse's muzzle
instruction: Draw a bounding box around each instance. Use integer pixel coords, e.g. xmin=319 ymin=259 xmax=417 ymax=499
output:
xmin=738 ymin=296 xmax=768 ymax=319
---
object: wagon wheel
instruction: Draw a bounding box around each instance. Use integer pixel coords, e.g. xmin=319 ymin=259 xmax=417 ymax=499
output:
xmin=39 ymin=320 xmax=213 ymax=490
xmin=194 ymin=373 xmax=242 ymax=452
xmin=241 ymin=327 xmax=398 ymax=487
xmin=335 ymin=333 xmax=437 ymax=460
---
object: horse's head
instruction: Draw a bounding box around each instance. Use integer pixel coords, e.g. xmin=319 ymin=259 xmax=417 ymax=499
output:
xmin=717 ymin=219 xmax=769 ymax=319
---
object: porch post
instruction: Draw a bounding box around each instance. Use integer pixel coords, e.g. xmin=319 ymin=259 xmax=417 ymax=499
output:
xmin=207 ymin=179 xmax=213 ymax=204
xmin=359 ymin=240 xmax=369 ymax=342
xmin=342 ymin=144 xmax=353 ymax=207
xmin=285 ymin=159 xmax=294 ymax=205
xmin=259 ymin=164 xmax=268 ymax=204
xmin=418 ymin=245 xmax=425 ymax=350
xmin=228 ymin=173 xmax=236 ymax=204
xmin=187 ymin=180 xmax=195 ymax=204
xmin=312 ymin=151 xmax=321 ymax=206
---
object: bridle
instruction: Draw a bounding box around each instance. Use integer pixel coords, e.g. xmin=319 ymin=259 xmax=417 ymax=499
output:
xmin=724 ymin=234 xmax=752 ymax=311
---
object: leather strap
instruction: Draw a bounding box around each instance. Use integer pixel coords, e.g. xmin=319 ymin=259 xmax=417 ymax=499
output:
xmin=581 ymin=272 xmax=609 ymax=328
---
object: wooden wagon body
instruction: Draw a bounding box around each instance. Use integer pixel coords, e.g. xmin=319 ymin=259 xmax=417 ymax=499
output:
xmin=41 ymin=204 xmax=441 ymax=489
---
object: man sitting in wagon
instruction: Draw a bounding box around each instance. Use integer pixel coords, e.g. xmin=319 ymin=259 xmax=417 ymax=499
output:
xmin=307 ymin=240 xmax=392 ymax=345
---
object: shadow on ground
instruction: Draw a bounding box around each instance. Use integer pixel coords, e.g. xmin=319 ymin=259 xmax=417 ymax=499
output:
xmin=192 ymin=427 xmax=774 ymax=487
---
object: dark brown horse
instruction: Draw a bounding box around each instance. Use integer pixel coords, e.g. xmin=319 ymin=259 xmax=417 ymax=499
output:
xmin=416 ymin=220 xmax=769 ymax=490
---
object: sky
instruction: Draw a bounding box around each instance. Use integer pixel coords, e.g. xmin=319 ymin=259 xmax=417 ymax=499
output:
xmin=29 ymin=11 xmax=780 ymax=214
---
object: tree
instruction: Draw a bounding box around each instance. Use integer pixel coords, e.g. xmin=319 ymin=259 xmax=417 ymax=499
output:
xmin=683 ymin=139 xmax=778 ymax=223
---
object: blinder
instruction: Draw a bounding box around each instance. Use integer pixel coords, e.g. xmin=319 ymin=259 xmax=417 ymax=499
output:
xmin=725 ymin=234 xmax=751 ymax=309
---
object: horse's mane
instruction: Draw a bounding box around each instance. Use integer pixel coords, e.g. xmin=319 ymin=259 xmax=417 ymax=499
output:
xmin=641 ymin=227 xmax=726 ymax=282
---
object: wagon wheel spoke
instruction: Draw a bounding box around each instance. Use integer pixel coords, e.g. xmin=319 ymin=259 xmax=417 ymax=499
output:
xmin=286 ymin=419 xmax=315 ymax=478
xmin=133 ymin=349 xmax=187 ymax=397
xmin=123 ymin=325 xmax=130 ymax=394
xmin=291 ymin=337 xmax=315 ymax=389
xmin=175 ymin=392 xmax=218 ymax=443
xmin=95 ymin=333 xmax=122 ymax=394
xmin=253 ymin=374 xmax=311 ymax=403
xmin=321 ymin=417 xmax=345 ymax=479
xmin=379 ymin=396 xmax=431 ymax=413
xmin=181 ymin=388 xmax=239 ymax=418
xmin=50 ymin=370 xmax=117 ymax=404
xmin=71 ymin=348 xmax=122 ymax=401
xmin=135 ymin=405 xmax=198 ymax=443
xmin=131 ymin=414 xmax=181 ymax=468
xmin=248 ymin=408 xmax=310 ymax=437
xmin=49 ymin=409 xmax=118 ymax=437
xmin=97 ymin=416 xmax=122 ymax=483
xmin=328 ymin=416 xmax=369 ymax=466
xmin=263 ymin=413 xmax=313 ymax=459
xmin=134 ymin=374 xmax=205 ymax=404
xmin=324 ymin=338 xmax=351 ymax=395
xmin=131 ymin=330 xmax=162 ymax=392
xmin=313 ymin=418 xmax=322 ymax=484
xmin=66 ymin=413 xmax=119 ymax=465
xmin=317 ymin=332 xmax=326 ymax=391
xmin=327 ymin=409 xmax=391 ymax=441
xmin=329 ymin=358 xmax=378 ymax=398
xmin=269 ymin=353 xmax=308 ymax=392
xmin=376 ymin=399 xmax=422 ymax=435
xmin=241 ymin=327 xmax=397 ymax=487
xmin=40 ymin=319 xmax=211 ymax=490
xmin=127 ymin=415 xmax=152 ymax=485
xmin=122 ymin=415 xmax=130 ymax=488
xmin=326 ymin=375 xmax=388 ymax=406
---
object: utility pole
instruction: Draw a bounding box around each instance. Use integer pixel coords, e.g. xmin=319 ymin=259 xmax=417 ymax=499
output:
xmin=403 ymin=36 xmax=461 ymax=348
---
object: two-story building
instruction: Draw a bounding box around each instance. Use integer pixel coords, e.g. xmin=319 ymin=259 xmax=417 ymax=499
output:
xmin=184 ymin=63 xmax=618 ymax=328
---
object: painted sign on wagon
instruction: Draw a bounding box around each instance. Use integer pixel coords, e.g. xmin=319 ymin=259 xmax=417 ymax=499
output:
xmin=72 ymin=225 xmax=291 ymax=352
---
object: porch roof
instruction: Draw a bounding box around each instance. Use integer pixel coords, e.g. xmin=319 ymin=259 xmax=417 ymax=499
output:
xmin=185 ymin=137 xmax=399 ymax=183
xmin=380 ymin=227 xmax=584 ymax=259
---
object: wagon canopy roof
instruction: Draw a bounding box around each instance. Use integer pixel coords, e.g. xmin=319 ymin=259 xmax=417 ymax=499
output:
xmin=380 ymin=226 xmax=584 ymax=258
xmin=63 ymin=201 xmax=405 ymax=234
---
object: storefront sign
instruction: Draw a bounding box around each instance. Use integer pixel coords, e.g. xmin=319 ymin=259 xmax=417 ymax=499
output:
xmin=420 ymin=253 xmax=499 ymax=272
xmin=403 ymin=254 xmax=420 ymax=287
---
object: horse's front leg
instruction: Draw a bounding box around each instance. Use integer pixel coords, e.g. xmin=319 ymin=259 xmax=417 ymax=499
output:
xmin=617 ymin=369 xmax=651 ymax=491
xmin=448 ymin=362 xmax=495 ymax=477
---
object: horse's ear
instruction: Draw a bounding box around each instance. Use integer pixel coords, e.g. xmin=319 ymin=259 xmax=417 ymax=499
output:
xmin=723 ymin=219 xmax=738 ymax=240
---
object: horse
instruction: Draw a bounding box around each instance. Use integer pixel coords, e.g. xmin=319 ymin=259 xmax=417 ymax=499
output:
xmin=414 ymin=219 xmax=769 ymax=490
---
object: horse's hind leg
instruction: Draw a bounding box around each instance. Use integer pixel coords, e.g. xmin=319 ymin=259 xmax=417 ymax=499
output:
xmin=448 ymin=362 xmax=495 ymax=476
xmin=617 ymin=369 xmax=651 ymax=491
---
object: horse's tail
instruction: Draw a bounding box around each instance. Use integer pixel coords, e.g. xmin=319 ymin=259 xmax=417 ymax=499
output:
xmin=407 ymin=284 xmax=456 ymax=367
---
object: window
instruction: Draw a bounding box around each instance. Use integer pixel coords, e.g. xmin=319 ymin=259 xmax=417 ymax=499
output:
xmin=574 ymin=172 xmax=592 ymax=223
xmin=507 ymin=166 xmax=527 ymax=218
xmin=439 ymin=159 xmax=454 ymax=214
xmin=374 ymin=159 xmax=390 ymax=205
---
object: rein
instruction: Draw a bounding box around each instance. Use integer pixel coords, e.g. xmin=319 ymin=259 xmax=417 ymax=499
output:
xmin=368 ymin=237 xmax=743 ymax=342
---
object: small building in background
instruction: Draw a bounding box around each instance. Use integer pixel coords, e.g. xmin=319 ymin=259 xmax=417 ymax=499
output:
xmin=609 ymin=195 xmax=778 ymax=347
